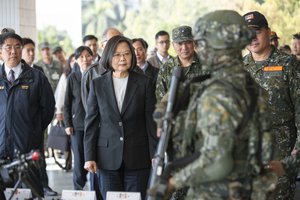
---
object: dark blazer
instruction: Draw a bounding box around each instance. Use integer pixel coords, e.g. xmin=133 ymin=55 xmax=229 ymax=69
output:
xmin=64 ymin=71 xmax=85 ymax=131
xmin=81 ymin=63 xmax=106 ymax=111
xmin=32 ymin=64 xmax=44 ymax=73
xmin=145 ymin=62 xmax=159 ymax=86
xmin=84 ymin=70 xmax=157 ymax=170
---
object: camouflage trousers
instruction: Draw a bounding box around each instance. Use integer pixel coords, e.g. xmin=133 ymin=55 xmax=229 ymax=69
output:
xmin=269 ymin=175 xmax=296 ymax=200
xmin=170 ymin=187 xmax=188 ymax=200
xmin=175 ymin=181 xmax=251 ymax=200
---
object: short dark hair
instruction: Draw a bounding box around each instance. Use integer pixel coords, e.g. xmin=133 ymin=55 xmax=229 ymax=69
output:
xmin=82 ymin=35 xmax=98 ymax=43
xmin=0 ymin=32 xmax=23 ymax=46
xmin=22 ymin=37 xmax=35 ymax=47
xmin=132 ymin=38 xmax=148 ymax=50
xmin=74 ymin=46 xmax=93 ymax=59
xmin=100 ymin=35 xmax=137 ymax=71
xmin=155 ymin=30 xmax=169 ymax=40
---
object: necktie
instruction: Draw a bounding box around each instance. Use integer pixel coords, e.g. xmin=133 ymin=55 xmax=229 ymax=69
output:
xmin=8 ymin=69 xmax=15 ymax=83
xmin=162 ymin=57 xmax=168 ymax=63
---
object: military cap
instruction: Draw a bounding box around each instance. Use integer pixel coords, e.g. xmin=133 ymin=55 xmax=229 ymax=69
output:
xmin=39 ymin=41 xmax=50 ymax=49
xmin=172 ymin=26 xmax=193 ymax=43
xmin=52 ymin=46 xmax=63 ymax=54
xmin=293 ymin=32 xmax=300 ymax=40
xmin=243 ymin=11 xmax=268 ymax=29
xmin=270 ymin=31 xmax=280 ymax=40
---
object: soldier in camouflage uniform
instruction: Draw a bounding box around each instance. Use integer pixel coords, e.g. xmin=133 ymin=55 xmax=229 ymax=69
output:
xmin=243 ymin=11 xmax=300 ymax=200
xmin=36 ymin=41 xmax=63 ymax=91
xmin=155 ymin=25 xmax=210 ymax=102
xmin=167 ymin=10 xmax=277 ymax=200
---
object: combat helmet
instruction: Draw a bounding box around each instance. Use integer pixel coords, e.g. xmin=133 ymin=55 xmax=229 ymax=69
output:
xmin=194 ymin=10 xmax=255 ymax=50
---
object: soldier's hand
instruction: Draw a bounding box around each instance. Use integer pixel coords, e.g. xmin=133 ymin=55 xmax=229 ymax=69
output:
xmin=291 ymin=148 xmax=297 ymax=156
xmin=157 ymin=128 xmax=162 ymax=137
xmin=267 ymin=160 xmax=286 ymax=177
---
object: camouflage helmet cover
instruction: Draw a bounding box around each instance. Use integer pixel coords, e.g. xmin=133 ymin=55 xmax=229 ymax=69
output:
xmin=194 ymin=10 xmax=255 ymax=50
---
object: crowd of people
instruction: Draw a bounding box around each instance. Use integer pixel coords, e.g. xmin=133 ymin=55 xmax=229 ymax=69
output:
xmin=1 ymin=8 xmax=300 ymax=200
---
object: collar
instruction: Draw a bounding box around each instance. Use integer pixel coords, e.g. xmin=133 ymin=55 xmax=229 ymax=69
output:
xmin=4 ymin=62 xmax=22 ymax=80
xmin=93 ymin=54 xmax=101 ymax=64
xmin=140 ymin=62 xmax=148 ymax=73
xmin=156 ymin=52 xmax=170 ymax=62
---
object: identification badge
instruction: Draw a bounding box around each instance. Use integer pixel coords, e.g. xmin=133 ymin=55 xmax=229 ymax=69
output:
xmin=21 ymin=85 xmax=29 ymax=89
xmin=263 ymin=66 xmax=283 ymax=77
xmin=51 ymin=72 xmax=60 ymax=80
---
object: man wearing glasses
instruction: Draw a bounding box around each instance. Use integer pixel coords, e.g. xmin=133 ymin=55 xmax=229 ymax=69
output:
xmin=147 ymin=30 xmax=173 ymax=69
xmin=0 ymin=32 xmax=55 ymax=197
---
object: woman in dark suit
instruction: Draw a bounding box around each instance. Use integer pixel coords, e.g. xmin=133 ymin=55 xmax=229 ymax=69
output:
xmin=84 ymin=35 xmax=157 ymax=200
xmin=64 ymin=46 xmax=93 ymax=190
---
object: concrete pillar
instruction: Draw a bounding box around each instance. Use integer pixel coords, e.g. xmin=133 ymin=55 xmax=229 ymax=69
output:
xmin=0 ymin=0 xmax=36 ymax=41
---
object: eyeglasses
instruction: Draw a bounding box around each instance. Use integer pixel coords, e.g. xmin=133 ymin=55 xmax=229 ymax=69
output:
xmin=157 ymin=40 xmax=170 ymax=45
xmin=113 ymin=51 xmax=132 ymax=59
xmin=1 ymin=45 xmax=22 ymax=52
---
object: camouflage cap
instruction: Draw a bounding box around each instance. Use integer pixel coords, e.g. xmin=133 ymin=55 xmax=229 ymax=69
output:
xmin=270 ymin=31 xmax=280 ymax=40
xmin=52 ymin=46 xmax=63 ymax=54
xmin=293 ymin=32 xmax=300 ymax=40
xmin=172 ymin=26 xmax=193 ymax=43
xmin=39 ymin=41 xmax=50 ymax=50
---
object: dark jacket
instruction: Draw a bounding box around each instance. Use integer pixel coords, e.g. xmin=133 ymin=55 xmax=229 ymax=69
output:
xmin=64 ymin=71 xmax=85 ymax=131
xmin=144 ymin=61 xmax=159 ymax=86
xmin=0 ymin=61 xmax=55 ymax=158
xmin=81 ymin=63 xmax=106 ymax=112
xmin=32 ymin=64 xmax=44 ymax=73
xmin=84 ymin=70 xmax=157 ymax=170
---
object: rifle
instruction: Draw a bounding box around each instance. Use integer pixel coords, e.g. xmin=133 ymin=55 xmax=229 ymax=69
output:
xmin=147 ymin=66 xmax=182 ymax=200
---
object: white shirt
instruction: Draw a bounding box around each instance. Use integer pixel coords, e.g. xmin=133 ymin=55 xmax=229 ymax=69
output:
xmin=140 ymin=62 xmax=149 ymax=73
xmin=4 ymin=62 xmax=22 ymax=80
xmin=112 ymin=76 xmax=128 ymax=112
xmin=54 ymin=74 xmax=67 ymax=114
xmin=156 ymin=52 xmax=170 ymax=63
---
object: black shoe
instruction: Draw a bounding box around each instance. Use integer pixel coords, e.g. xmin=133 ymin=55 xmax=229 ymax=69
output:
xmin=43 ymin=186 xmax=58 ymax=196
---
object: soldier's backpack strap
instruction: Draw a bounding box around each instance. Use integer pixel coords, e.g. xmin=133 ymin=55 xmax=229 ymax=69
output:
xmin=173 ymin=74 xmax=211 ymax=116
xmin=214 ymin=74 xmax=258 ymax=135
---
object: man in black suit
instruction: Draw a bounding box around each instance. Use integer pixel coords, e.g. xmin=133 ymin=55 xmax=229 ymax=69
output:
xmin=21 ymin=37 xmax=58 ymax=197
xmin=0 ymin=32 xmax=55 ymax=198
xmin=22 ymin=38 xmax=44 ymax=73
xmin=132 ymin=38 xmax=159 ymax=86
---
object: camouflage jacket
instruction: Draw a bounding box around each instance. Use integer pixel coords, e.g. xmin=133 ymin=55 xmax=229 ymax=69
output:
xmin=243 ymin=46 xmax=300 ymax=176
xmin=155 ymin=53 xmax=209 ymax=102
xmin=172 ymin=60 xmax=273 ymax=199
xmin=35 ymin=59 xmax=63 ymax=91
